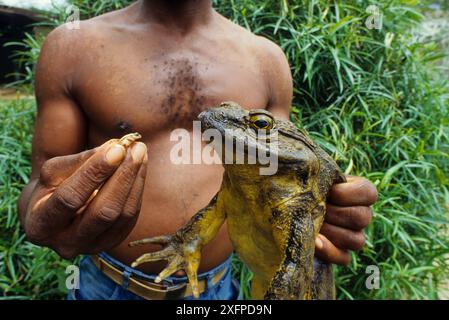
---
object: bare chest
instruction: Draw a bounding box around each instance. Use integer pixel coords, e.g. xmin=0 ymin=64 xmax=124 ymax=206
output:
xmin=73 ymin=43 xmax=269 ymax=140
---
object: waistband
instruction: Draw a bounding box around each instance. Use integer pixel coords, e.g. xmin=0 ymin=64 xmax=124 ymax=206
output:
xmin=97 ymin=251 xmax=232 ymax=286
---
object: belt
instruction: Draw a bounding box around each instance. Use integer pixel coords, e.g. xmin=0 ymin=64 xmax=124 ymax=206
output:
xmin=91 ymin=255 xmax=227 ymax=300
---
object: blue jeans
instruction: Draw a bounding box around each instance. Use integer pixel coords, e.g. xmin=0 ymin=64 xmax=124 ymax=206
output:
xmin=67 ymin=252 xmax=241 ymax=300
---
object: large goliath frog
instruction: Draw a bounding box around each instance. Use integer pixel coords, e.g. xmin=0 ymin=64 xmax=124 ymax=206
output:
xmin=130 ymin=102 xmax=346 ymax=300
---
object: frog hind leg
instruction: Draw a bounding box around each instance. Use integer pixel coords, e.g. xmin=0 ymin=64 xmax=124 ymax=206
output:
xmin=311 ymin=258 xmax=335 ymax=300
xmin=251 ymin=276 xmax=270 ymax=300
xmin=264 ymin=195 xmax=316 ymax=300
xmin=310 ymin=204 xmax=336 ymax=300
xmin=129 ymin=192 xmax=226 ymax=298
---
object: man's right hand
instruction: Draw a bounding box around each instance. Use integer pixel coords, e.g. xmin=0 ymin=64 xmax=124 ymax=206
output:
xmin=23 ymin=139 xmax=148 ymax=259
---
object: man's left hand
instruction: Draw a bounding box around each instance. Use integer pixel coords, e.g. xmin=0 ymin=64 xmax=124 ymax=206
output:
xmin=315 ymin=176 xmax=378 ymax=265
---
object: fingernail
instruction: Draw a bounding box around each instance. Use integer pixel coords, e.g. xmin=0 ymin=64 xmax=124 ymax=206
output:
xmin=131 ymin=142 xmax=147 ymax=162
xmin=315 ymin=236 xmax=324 ymax=250
xmin=155 ymin=276 xmax=162 ymax=283
xmin=106 ymin=144 xmax=126 ymax=165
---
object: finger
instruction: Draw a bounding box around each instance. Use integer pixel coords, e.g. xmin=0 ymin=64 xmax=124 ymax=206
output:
xmin=315 ymin=234 xmax=351 ymax=266
xmin=39 ymin=149 xmax=96 ymax=187
xmin=75 ymin=142 xmax=147 ymax=241
xmin=328 ymin=176 xmax=378 ymax=206
xmin=325 ymin=204 xmax=373 ymax=230
xmin=129 ymin=235 xmax=171 ymax=247
xmin=34 ymin=142 xmax=126 ymax=233
xmin=40 ymin=139 xmax=120 ymax=187
xmin=320 ymin=223 xmax=366 ymax=251
xmin=94 ymin=156 xmax=148 ymax=250
xmin=72 ymin=135 xmax=142 ymax=216
xmin=121 ymin=150 xmax=147 ymax=221
xmin=155 ymin=256 xmax=183 ymax=283
xmin=131 ymin=248 xmax=174 ymax=268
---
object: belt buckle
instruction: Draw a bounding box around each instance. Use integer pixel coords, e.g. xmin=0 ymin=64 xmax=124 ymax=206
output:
xmin=95 ymin=255 xmax=193 ymax=299
xmin=130 ymin=275 xmax=189 ymax=300
xmin=149 ymin=278 xmax=188 ymax=293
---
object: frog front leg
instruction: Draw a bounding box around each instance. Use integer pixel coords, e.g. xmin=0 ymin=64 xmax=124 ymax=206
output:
xmin=264 ymin=194 xmax=318 ymax=300
xmin=129 ymin=193 xmax=226 ymax=298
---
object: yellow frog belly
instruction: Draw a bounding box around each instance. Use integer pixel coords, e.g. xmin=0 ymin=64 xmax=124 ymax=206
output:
xmin=225 ymin=197 xmax=282 ymax=286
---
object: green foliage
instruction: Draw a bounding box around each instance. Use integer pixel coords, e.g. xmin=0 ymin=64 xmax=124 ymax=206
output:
xmin=221 ymin=0 xmax=449 ymax=300
xmin=2 ymin=0 xmax=448 ymax=300
xmin=0 ymin=98 xmax=72 ymax=299
xmin=431 ymin=0 xmax=449 ymax=10
xmin=4 ymin=34 xmax=45 ymax=89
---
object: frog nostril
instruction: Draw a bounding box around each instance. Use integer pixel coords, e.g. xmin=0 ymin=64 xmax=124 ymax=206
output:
xmin=198 ymin=110 xmax=208 ymax=119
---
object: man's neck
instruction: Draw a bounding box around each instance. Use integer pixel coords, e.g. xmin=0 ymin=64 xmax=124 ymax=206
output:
xmin=138 ymin=0 xmax=214 ymax=31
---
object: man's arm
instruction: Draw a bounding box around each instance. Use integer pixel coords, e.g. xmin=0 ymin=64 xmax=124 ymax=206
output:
xmin=18 ymin=26 xmax=148 ymax=259
xmin=18 ymin=26 xmax=88 ymax=225
xmin=257 ymin=36 xmax=378 ymax=265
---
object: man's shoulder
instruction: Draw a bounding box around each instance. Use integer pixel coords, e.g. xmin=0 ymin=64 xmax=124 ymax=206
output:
xmin=250 ymin=33 xmax=288 ymax=70
xmin=218 ymin=15 xmax=287 ymax=66
xmin=37 ymin=10 xmax=127 ymax=90
xmin=43 ymin=7 xmax=128 ymax=52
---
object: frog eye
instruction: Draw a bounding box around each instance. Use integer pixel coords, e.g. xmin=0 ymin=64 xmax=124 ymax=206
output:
xmin=249 ymin=114 xmax=274 ymax=130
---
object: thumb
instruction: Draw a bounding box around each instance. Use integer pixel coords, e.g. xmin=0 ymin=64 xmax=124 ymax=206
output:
xmin=39 ymin=140 xmax=115 ymax=187
xmin=315 ymin=234 xmax=351 ymax=266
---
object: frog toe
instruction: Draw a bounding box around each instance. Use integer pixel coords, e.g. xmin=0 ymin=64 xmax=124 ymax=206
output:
xmin=155 ymin=255 xmax=184 ymax=283
xmin=186 ymin=262 xmax=200 ymax=299
xmin=128 ymin=235 xmax=172 ymax=247
xmin=131 ymin=247 xmax=175 ymax=268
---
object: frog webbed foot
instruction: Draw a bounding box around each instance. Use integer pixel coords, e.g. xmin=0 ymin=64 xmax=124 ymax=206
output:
xmin=129 ymin=234 xmax=202 ymax=298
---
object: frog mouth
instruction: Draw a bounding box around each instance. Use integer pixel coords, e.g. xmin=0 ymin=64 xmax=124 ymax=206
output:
xmin=197 ymin=110 xmax=216 ymax=132
xmin=215 ymin=130 xmax=278 ymax=165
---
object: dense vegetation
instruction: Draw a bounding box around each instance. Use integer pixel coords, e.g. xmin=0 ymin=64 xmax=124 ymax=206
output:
xmin=1 ymin=0 xmax=448 ymax=299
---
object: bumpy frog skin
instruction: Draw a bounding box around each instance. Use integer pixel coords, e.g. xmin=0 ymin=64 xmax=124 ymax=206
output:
xmin=130 ymin=102 xmax=345 ymax=300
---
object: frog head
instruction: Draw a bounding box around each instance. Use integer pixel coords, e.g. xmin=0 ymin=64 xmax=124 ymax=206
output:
xmin=198 ymin=101 xmax=316 ymax=176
